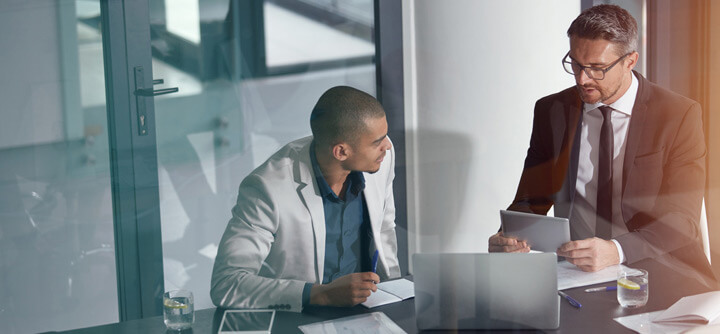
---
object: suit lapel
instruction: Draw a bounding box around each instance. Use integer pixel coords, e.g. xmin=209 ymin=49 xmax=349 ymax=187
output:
xmin=295 ymin=141 xmax=326 ymax=283
xmin=567 ymin=104 xmax=583 ymax=206
xmin=555 ymin=90 xmax=583 ymax=218
xmin=362 ymin=175 xmax=384 ymax=273
xmin=622 ymin=72 xmax=648 ymax=196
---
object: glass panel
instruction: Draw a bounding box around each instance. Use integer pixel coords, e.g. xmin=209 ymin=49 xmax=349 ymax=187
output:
xmin=149 ymin=0 xmax=376 ymax=309
xmin=0 ymin=0 xmax=118 ymax=332
xmin=264 ymin=0 xmax=375 ymax=68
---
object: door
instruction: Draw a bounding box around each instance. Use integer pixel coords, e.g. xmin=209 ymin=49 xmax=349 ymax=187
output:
xmin=0 ymin=1 xmax=120 ymax=332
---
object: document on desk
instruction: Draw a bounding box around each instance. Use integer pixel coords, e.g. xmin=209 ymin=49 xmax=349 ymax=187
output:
xmin=614 ymin=309 xmax=720 ymax=334
xmin=361 ymin=278 xmax=414 ymax=308
xmin=298 ymin=312 xmax=407 ymax=334
xmin=557 ymin=261 xmax=643 ymax=290
xmin=654 ymin=291 xmax=720 ymax=324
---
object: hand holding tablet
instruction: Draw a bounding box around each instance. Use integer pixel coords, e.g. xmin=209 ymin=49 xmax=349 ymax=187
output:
xmin=499 ymin=210 xmax=571 ymax=253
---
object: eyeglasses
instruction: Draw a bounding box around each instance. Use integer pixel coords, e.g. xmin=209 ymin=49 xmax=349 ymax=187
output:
xmin=562 ymin=51 xmax=631 ymax=80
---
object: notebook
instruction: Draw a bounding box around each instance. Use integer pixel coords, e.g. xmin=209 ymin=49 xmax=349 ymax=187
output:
xmin=654 ymin=291 xmax=720 ymax=324
xmin=361 ymin=278 xmax=414 ymax=308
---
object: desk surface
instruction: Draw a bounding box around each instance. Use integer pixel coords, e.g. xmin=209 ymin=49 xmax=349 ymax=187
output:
xmin=60 ymin=259 xmax=713 ymax=333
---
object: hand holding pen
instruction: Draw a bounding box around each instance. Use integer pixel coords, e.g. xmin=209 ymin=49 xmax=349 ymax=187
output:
xmin=308 ymin=250 xmax=381 ymax=306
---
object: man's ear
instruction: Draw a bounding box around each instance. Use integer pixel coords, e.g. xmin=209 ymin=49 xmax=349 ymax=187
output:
xmin=626 ymin=51 xmax=639 ymax=71
xmin=332 ymin=142 xmax=351 ymax=161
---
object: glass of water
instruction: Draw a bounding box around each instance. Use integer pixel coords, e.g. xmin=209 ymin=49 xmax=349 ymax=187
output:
xmin=163 ymin=290 xmax=194 ymax=330
xmin=617 ymin=269 xmax=648 ymax=308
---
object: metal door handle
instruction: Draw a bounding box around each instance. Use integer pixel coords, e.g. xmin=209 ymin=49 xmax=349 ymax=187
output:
xmin=134 ymin=87 xmax=179 ymax=96
xmin=133 ymin=66 xmax=179 ymax=136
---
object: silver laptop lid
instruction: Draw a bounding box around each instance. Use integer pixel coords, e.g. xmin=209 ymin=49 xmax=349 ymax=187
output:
xmin=413 ymin=253 xmax=559 ymax=330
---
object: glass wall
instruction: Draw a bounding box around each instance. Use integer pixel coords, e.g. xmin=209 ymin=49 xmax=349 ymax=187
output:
xmin=0 ymin=1 xmax=118 ymax=333
xmin=148 ymin=0 xmax=376 ymax=309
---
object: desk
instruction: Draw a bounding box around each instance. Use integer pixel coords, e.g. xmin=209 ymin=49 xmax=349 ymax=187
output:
xmin=59 ymin=259 xmax=713 ymax=333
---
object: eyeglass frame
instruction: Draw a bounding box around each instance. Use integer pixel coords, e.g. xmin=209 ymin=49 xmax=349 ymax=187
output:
xmin=562 ymin=51 xmax=633 ymax=80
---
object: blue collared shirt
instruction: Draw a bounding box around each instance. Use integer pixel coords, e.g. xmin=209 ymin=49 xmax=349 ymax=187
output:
xmin=302 ymin=142 xmax=371 ymax=307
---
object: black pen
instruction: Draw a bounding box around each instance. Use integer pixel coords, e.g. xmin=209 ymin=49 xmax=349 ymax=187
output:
xmin=558 ymin=291 xmax=582 ymax=308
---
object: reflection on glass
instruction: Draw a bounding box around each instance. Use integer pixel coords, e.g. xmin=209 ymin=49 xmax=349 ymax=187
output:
xmin=264 ymin=1 xmax=374 ymax=67
xmin=150 ymin=0 xmax=376 ymax=309
xmin=0 ymin=0 xmax=118 ymax=332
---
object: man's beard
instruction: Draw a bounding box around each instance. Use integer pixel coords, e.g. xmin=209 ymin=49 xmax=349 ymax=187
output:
xmin=577 ymin=82 xmax=622 ymax=104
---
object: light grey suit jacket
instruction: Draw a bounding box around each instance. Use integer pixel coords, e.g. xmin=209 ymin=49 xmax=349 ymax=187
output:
xmin=210 ymin=136 xmax=401 ymax=312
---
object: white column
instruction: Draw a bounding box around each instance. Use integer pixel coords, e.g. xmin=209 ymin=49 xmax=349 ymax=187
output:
xmin=403 ymin=0 xmax=580 ymax=264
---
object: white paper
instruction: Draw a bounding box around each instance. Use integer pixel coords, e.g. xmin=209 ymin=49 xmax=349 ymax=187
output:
xmin=362 ymin=290 xmax=401 ymax=308
xmin=654 ymin=291 xmax=720 ymax=324
xmin=614 ymin=310 xmax=720 ymax=334
xmin=615 ymin=311 xmax=698 ymax=334
xmin=361 ymin=279 xmax=414 ymax=308
xmin=377 ymin=279 xmax=414 ymax=300
xmin=557 ymin=261 xmax=643 ymax=290
xmin=298 ymin=312 xmax=407 ymax=334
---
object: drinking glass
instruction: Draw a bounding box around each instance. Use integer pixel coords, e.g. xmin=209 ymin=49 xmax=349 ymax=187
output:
xmin=163 ymin=290 xmax=194 ymax=330
xmin=617 ymin=269 xmax=648 ymax=308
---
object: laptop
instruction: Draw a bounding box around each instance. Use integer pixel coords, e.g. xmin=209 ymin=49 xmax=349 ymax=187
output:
xmin=413 ymin=252 xmax=560 ymax=330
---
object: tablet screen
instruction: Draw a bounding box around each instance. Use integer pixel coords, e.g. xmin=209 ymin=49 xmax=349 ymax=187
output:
xmin=219 ymin=310 xmax=275 ymax=333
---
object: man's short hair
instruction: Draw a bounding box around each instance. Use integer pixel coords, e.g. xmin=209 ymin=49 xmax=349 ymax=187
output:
xmin=310 ymin=86 xmax=385 ymax=148
xmin=567 ymin=4 xmax=638 ymax=55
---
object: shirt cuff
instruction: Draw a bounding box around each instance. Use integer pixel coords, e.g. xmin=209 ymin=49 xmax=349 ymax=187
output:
xmin=611 ymin=239 xmax=626 ymax=264
xmin=302 ymin=282 xmax=313 ymax=308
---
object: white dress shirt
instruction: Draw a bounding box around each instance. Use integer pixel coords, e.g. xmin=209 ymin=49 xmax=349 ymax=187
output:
xmin=572 ymin=73 xmax=639 ymax=263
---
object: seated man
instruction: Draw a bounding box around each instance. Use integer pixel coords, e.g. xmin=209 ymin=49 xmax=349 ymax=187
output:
xmin=488 ymin=5 xmax=715 ymax=286
xmin=211 ymin=86 xmax=401 ymax=311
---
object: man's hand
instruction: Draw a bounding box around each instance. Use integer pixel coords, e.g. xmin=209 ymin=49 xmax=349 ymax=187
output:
xmin=557 ymin=238 xmax=620 ymax=272
xmin=488 ymin=232 xmax=530 ymax=253
xmin=309 ymin=272 xmax=380 ymax=307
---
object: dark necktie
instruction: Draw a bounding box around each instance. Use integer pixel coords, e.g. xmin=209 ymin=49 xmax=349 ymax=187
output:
xmin=596 ymin=106 xmax=614 ymax=239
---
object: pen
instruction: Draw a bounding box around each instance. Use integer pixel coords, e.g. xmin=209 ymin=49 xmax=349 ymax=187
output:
xmin=371 ymin=250 xmax=379 ymax=273
xmin=584 ymin=286 xmax=617 ymax=293
xmin=558 ymin=291 xmax=582 ymax=308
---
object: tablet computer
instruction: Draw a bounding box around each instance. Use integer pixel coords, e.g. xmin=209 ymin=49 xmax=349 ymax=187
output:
xmin=218 ymin=309 xmax=275 ymax=334
xmin=500 ymin=210 xmax=570 ymax=253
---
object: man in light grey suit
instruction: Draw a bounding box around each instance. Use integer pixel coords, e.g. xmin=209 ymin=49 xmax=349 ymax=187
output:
xmin=211 ymin=86 xmax=401 ymax=312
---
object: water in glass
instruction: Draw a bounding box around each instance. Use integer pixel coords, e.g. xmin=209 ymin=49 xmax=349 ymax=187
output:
xmin=617 ymin=270 xmax=649 ymax=308
xmin=164 ymin=294 xmax=194 ymax=330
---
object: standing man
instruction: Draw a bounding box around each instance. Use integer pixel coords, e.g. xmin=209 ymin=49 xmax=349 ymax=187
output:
xmin=211 ymin=86 xmax=400 ymax=311
xmin=489 ymin=5 xmax=714 ymax=283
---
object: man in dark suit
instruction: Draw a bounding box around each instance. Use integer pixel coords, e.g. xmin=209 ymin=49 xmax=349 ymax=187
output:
xmin=488 ymin=4 xmax=714 ymax=284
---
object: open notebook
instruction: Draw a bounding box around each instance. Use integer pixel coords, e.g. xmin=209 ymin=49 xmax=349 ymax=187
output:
xmin=361 ymin=278 xmax=415 ymax=308
xmin=654 ymin=291 xmax=720 ymax=324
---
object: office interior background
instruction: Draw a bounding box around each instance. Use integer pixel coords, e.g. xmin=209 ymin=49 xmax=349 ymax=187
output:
xmin=1 ymin=0 xmax=719 ymax=333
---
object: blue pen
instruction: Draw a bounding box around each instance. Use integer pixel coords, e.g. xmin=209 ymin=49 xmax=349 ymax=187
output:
xmin=371 ymin=250 xmax=379 ymax=273
xmin=584 ymin=286 xmax=617 ymax=293
xmin=558 ymin=291 xmax=582 ymax=308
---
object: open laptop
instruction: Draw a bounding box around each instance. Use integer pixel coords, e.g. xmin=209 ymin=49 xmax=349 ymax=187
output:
xmin=413 ymin=253 xmax=560 ymax=330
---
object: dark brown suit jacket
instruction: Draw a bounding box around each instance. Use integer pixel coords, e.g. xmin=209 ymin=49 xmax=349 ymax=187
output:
xmin=509 ymin=72 xmax=715 ymax=285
